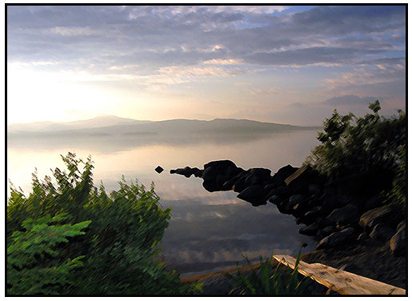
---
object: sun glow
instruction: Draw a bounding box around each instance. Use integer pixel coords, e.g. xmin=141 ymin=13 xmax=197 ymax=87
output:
xmin=8 ymin=63 xmax=120 ymax=124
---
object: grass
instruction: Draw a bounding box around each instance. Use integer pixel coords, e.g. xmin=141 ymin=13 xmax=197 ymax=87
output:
xmin=225 ymin=246 xmax=313 ymax=295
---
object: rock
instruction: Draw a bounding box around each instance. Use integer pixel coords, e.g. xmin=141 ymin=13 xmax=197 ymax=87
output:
xmin=155 ymin=166 xmax=164 ymax=173
xmin=237 ymin=185 xmax=266 ymax=206
xmin=299 ymin=223 xmax=318 ymax=236
xmin=201 ymin=166 xmax=218 ymax=182
xmin=268 ymin=195 xmax=281 ymax=205
xmin=304 ymin=206 xmax=326 ymax=220
xmin=170 ymin=166 xmax=198 ymax=178
xmin=203 ymin=180 xmax=220 ymax=192
xmin=231 ymin=172 xmax=249 ymax=193
xmin=316 ymin=227 xmax=354 ymax=250
xmin=276 ymin=200 xmax=290 ymax=214
xmin=272 ymin=165 xmax=298 ymax=186
xmin=357 ymin=232 xmax=368 ymax=242
xmin=204 ymin=160 xmax=238 ymax=172
xmin=390 ymin=223 xmax=406 ymax=257
xmin=369 ymin=223 xmax=395 ymax=242
xmin=326 ymin=204 xmax=360 ymax=227
xmin=359 ymin=205 xmax=402 ymax=232
xmin=363 ymin=195 xmax=382 ymax=211
xmin=285 ymin=166 xmax=322 ymax=195
xmin=396 ymin=220 xmax=406 ymax=232
xmin=318 ymin=226 xmax=336 ymax=238
xmin=192 ymin=167 xmax=203 ymax=178
xmin=284 ymin=194 xmax=306 ymax=214
xmin=308 ymin=183 xmax=322 ymax=195
xmin=321 ymin=193 xmax=354 ymax=210
xmin=264 ymin=183 xmax=279 ymax=192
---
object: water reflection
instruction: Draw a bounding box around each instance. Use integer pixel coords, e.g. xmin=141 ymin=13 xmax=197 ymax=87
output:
xmin=159 ymin=193 xmax=317 ymax=277
xmin=7 ymin=130 xmax=320 ymax=276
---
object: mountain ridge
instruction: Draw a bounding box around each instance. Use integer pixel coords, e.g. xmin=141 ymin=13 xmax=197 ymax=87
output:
xmin=8 ymin=116 xmax=320 ymax=137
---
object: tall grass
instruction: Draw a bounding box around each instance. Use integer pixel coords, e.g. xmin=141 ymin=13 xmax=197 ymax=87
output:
xmin=226 ymin=246 xmax=311 ymax=295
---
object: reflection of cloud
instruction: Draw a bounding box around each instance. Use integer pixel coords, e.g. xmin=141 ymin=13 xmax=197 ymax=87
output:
xmin=160 ymin=199 xmax=317 ymax=275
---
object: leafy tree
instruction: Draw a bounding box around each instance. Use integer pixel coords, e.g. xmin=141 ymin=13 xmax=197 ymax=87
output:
xmin=7 ymin=153 xmax=201 ymax=295
xmin=307 ymin=101 xmax=406 ymax=210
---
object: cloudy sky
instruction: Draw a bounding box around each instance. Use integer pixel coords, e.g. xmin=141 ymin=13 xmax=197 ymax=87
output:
xmin=7 ymin=5 xmax=406 ymax=126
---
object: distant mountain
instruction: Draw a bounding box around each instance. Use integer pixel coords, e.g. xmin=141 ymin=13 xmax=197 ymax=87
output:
xmin=8 ymin=115 xmax=152 ymax=133
xmin=8 ymin=117 xmax=319 ymax=138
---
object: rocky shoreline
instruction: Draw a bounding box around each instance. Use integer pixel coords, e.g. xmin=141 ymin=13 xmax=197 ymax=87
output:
xmin=170 ymin=159 xmax=407 ymax=290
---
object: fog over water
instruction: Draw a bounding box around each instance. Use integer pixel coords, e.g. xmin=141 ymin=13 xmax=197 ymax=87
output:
xmin=8 ymin=125 xmax=321 ymax=277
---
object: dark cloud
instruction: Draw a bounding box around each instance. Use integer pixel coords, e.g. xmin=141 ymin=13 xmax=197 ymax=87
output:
xmin=290 ymin=5 xmax=405 ymax=35
xmin=325 ymin=95 xmax=380 ymax=106
xmin=7 ymin=5 xmax=406 ymax=75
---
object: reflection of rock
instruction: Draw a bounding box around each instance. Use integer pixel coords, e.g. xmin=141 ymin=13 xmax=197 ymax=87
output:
xmin=237 ymin=185 xmax=266 ymax=206
xmin=170 ymin=159 xmax=406 ymax=258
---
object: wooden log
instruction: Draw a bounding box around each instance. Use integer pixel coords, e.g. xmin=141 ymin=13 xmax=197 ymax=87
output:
xmin=273 ymin=254 xmax=406 ymax=295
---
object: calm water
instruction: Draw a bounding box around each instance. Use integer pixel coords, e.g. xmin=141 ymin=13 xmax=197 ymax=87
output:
xmin=8 ymin=129 xmax=321 ymax=277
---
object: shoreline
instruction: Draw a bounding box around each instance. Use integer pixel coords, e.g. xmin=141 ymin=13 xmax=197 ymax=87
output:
xmin=170 ymin=159 xmax=407 ymax=293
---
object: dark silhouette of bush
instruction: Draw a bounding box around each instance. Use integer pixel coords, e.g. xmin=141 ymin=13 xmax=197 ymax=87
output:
xmin=307 ymin=101 xmax=406 ymax=211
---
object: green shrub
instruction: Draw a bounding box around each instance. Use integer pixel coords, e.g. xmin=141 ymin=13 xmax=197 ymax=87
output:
xmin=7 ymin=153 xmax=201 ymax=295
xmin=7 ymin=213 xmax=91 ymax=295
xmin=308 ymin=101 xmax=406 ymax=178
xmin=307 ymin=101 xmax=406 ymax=210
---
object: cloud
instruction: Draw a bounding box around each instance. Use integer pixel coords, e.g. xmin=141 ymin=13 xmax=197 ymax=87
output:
xmin=8 ymin=5 xmax=405 ymax=71
xmin=7 ymin=5 xmax=406 ymax=125
xmin=325 ymin=95 xmax=379 ymax=106
xmin=245 ymin=47 xmax=384 ymax=66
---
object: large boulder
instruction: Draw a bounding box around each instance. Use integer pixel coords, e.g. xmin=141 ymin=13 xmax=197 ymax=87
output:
xmin=299 ymin=223 xmax=318 ymax=236
xmin=325 ymin=204 xmax=360 ymax=227
xmin=246 ymin=168 xmax=272 ymax=183
xmin=316 ymin=227 xmax=355 ymax=250
xmin=390 ymin=222 xmax=406 ymax=257
xmin=272 ymin=165 xmax=298 ymax=186
xmin=369 ymin=223 xmax=395 ymax=242
xmin=204 ymin=160 xmax=238 ymax=172
xmin=202 ymin=160 xmax=243 ymax=192
xmin=284 ymin=194 xmax=306 ymax=214
xmin=359 ymin=205 xmax=402 ymax=232
xmin=285 ymin=165 xmax=322 ymax=194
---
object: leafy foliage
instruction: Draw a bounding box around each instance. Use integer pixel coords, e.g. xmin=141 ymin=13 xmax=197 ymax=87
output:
xmin=307 ymin=101 xmax=406 ymax=209
xmin=7 ymin=153 xmax=201 ymax=295
xmin=226 ymin=247 xmax=311 ymax=295
xmin=7 ymin=214 xmax=91 ymax=295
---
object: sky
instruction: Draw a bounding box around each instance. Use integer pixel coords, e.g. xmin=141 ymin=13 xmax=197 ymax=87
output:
xmin=7 ymin=5 xmax=406 ymax=126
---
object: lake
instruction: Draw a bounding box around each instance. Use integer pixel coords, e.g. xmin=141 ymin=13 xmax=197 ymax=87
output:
xmin=7 ymin=129 xmax=321 ymax=277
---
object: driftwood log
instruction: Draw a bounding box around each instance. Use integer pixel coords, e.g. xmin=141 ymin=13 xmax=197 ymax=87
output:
xmin=273 ymin=255 xmax=406 ymax=295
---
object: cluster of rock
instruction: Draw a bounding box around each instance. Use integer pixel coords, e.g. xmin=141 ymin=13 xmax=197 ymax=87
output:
xmin=170 ymin=160 xmax=406 ymax=257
